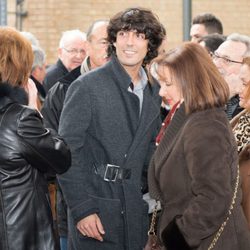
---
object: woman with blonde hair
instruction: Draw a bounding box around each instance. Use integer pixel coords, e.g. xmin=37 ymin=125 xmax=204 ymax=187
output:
xmin=231 ymin=56 xmax=250 ymax=229
xmin=148 ymin=42 xmax=250 ymax=250
xmin=0 ymin=27 xmax=71 ymax=250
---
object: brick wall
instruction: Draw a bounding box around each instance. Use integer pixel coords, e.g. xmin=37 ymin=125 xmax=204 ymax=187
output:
xmin=7 ymin=0 xmax=250 ymax=64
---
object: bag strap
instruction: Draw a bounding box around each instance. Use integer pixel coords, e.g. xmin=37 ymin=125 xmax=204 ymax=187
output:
xmin=208 ymin=164 xmax=240 ymax=250
xmin=148 ymin=201 xmax=160 ymax=236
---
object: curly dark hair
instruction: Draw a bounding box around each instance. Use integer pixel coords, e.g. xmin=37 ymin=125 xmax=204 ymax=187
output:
xmin=107 ymin=7 xmax=165 ymax=66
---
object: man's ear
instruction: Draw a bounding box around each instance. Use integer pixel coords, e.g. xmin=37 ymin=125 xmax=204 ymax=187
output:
xmin=58 ymin=47 xmax=62 ymax=58
xmin=113 ymin=42 xmax=116 ymax=48
xmin=85 ymin=41 xmax=91 ymax=56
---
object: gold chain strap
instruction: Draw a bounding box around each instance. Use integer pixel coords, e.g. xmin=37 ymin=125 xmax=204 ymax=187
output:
xmin=208 ymin=164 xmax=240 ymax=250
xmin=148 ymin=201 xmax=160 ymax=236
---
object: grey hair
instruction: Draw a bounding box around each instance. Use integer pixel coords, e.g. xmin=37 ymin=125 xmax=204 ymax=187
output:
xmin=20 ymin=31 xmax=40 ymax=46
xmin=227 ymin=33 xmax=250 ymax=56
xmin=86 ymin=19 xmax=109 ymax=41
xmin=59 ymin=29 xmax=86 ymax=48
xmin=31 ymin=45 xmax=46 ymax=72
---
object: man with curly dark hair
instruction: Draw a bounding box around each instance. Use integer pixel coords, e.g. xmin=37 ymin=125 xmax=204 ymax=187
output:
xmin=58 ymin=7 xmax=165 ymax=250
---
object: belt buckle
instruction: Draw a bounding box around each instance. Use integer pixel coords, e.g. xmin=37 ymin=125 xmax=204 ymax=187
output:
xmin=104 ymin=164 xmax=120 ymax=182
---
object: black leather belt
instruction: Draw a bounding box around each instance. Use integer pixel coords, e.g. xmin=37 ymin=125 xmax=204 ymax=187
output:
xmin=94 ymin=163 xmax=131 ymax=182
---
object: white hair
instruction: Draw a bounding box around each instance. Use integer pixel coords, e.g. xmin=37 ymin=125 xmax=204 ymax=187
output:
xmin=86 ymin=20 xmax=109 ymax=41
xmin=59 ymin=29 xmax=86 ymax=48
xmin=31 ymin=45 xmax=46 ymax=72
xmin=20 ymin=31 xmax=40 ymax=46
xmin=227 ymin=33 xmax=250 ymax=56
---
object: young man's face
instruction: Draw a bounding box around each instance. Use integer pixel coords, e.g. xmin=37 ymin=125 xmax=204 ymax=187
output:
xmin=114 ymin=29 xmax=148 ymax=71
xmin=190 ymin=24 xmax=208 ymax=43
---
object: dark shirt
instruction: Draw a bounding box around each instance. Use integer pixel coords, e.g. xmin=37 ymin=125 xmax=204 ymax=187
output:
xmin=226 ymin=95 xmax=243 ymax=120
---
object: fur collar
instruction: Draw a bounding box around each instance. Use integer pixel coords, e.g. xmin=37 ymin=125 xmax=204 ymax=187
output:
xmin=0 ymin=82 xmax=28 ymax=105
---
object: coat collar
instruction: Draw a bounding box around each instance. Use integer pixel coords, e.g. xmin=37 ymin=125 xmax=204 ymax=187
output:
xmin=110 ymin=55 xmax=132 ymax=90
xmin=56 ymin=59 xmax=69 ymax=74
xmin=148 ymin=103 xmax=188 ymax=201
xmin=104 ymin=56 xmax=161 ymax=163
xmin=59 ymin=65 xmax=81 ymax=86
xmin=80 ymin=56 xmax=91 ymax=75
xmin=0 ymin=82 xmax=28 ymax=110
xmin=155 ymin=103 xmax=188 ymax=170
xmin=124 ymin=83 xmax=161 ymax=162
xmin=109 ymin=55 xmax=154 ymax=91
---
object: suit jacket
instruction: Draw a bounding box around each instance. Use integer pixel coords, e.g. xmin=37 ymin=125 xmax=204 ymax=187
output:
xmin=58 ymin=55 xmax=161 ymax=250
xmin=149 ymin=104 xmax=250 ymax=250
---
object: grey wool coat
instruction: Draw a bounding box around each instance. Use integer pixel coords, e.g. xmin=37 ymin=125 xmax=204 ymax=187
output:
xmin=148 ymin=104 xmax=250 ymax=250
xmin=58 ymin=55 xmax=161 ymax=250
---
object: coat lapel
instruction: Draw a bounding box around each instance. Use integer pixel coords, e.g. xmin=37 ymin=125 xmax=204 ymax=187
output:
xmin=154 ymin=103 xmax=188 ymax=174
xmin=125 ymin=84 xmax=160 ymax=162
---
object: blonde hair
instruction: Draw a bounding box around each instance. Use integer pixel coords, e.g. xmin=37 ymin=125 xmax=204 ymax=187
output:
xmin=0 ymin=27 xmax=33 ymax=86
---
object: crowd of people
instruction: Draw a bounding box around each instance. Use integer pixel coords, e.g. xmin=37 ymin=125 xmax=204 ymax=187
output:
xmin=0 ymin=6 xmax=250 ymax=250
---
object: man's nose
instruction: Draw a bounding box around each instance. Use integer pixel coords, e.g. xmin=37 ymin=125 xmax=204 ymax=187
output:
xmin=126 ymin=32 xmax=135 ymax=45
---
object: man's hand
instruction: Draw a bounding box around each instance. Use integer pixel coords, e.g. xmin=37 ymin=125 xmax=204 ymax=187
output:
xmin=77 ymin=213 xmax=105 ymax=242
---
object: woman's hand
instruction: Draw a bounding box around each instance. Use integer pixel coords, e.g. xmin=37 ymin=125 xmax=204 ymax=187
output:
xmin=25 ymin=78 xmax=39 ymax=110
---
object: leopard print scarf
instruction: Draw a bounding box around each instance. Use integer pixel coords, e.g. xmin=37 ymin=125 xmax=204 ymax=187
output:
xmin=233 ymin=112 xmax=250 ymax=153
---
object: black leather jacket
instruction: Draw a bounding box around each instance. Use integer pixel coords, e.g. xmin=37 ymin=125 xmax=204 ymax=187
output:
xmin=0 ymin=83 xmax=71 ymax=250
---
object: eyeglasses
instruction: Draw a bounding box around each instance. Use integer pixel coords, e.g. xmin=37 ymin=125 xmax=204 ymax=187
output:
xmin=63 ymin=47 xmax=86 ymax=56
xmin=212 ymin=52 xmax=243 ymax=65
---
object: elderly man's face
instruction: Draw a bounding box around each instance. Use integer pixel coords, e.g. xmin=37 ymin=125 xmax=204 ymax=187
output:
xmin=87 ymin=23 xmax=109 ymax=69
xmin=58 ymin=37 xmax=86 ymax=71
xmin=213 ymin=40 xmax=246 ymax=97
xmin=213 ymin=40 xmax=246 ymax=77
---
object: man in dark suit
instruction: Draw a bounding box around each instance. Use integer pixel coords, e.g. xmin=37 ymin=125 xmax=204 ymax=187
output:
xmin=58 ymin=7 xmax=165 ymax=250
xmin=41 ymin=20 xmax=110 ymax=250
xmin=43 ymin=29 xmax=86 ymax=92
